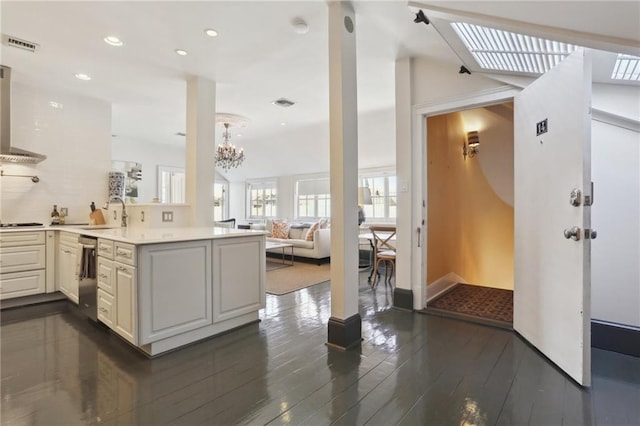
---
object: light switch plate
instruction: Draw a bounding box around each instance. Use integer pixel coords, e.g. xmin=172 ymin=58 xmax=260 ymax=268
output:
xmin=162 ymin=211 xmax=173 ymax=222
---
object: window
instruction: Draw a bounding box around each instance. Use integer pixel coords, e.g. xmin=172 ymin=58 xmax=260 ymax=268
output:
xmin=359 ymin=174 xmax=396 ymax=222
xmin=451 ymin=22 xmax=578 ymax=74
xmin=157 ymin=165 xmax=185 ymax=203
xmin=213 ymin=178 xmax=229 ymax=221
xmin=247 ymin=181 xmax=277 ymax=219
xmin=611 ymin=54 xmax=640 ymax=81
xmin=296 ymin=178 xmax=330 ymax=220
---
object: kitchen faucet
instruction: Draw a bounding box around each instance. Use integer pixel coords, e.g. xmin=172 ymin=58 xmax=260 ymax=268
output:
xmin=103 ymin=196 xmax=128 ymax=227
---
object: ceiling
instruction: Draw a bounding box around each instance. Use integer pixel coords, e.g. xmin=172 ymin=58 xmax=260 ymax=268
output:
xmin=2 ymin=1 xmax=638 ymax=181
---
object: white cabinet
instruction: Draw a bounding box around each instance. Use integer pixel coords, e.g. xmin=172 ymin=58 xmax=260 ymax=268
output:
xmin=97 ymin=256 xmax=115 ymax=295
xmin=98 ymin=238 xmax=137 ymax=345
xmin=114 ymin=262 xmax=136 ymax=344
xmin=0 ymin=245 xmax=46 ymax=273
xmin=138 ymin=240 xmax=212 ymax=345
xmin=94 ymin=234 xmax=264 ymax=357
xmin=212 ymin=236 xmax=265 ymax=323
xmin=0 ymin=231 xmax=46 ymax=300
xmin=97 ymin=289 xmax=114 ymax=328
xmin=58 ymin=232 xmax=80 ymax=304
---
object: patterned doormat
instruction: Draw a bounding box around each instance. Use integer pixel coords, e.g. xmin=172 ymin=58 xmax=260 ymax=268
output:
xmin=426 ymin=284 xmax=513 ymax=329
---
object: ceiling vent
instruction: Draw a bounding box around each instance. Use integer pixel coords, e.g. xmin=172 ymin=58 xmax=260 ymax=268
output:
xmin=272 ymin=98 xmax=295 ymax=108
xmin=3 ymin=35 xmax=39 ymax=53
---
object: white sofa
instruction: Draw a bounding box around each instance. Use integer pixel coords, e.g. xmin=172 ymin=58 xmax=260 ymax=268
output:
xmin=265 ymin=223 xmax=331 ymax=264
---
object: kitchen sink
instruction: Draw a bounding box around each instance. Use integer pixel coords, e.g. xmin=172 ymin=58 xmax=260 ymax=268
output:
xmin=77 ymin=225 xmax=119 ymax=230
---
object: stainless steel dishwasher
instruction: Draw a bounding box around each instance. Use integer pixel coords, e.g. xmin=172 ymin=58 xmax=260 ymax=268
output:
xmin=78 ymin=235 xmax=98 ymax=321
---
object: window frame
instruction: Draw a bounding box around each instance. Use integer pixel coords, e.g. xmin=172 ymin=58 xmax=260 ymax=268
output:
xmin=246 ymin=180 xmax=278 ymax=220
xmin=359 ymin=169 xmax=396 ymax=223
xmin=213 ymin=173 xmax=230 ymax=221
xmin=294 ymin=176 xmax=330 ymax=221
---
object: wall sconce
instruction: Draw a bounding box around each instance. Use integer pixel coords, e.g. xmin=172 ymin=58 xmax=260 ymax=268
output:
xmin=463 ymin=130 xmax=480 ymax=160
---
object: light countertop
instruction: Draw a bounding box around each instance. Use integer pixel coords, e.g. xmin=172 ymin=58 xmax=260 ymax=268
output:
xmin=0 ymin=225 xmax=267 ymax=245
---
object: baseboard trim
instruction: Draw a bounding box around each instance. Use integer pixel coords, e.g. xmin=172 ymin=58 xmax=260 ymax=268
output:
xmin=426 ymin=272 xmax=467 ymax=303
xmin=393 ymin=288 xmax=413 ymax=311
xmin=327 ymin=314 xmax=362 ymax=350
xmin=592 ymin=320 xmax=640 ymax=357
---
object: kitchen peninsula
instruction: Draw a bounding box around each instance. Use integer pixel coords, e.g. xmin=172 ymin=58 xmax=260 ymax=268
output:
xmin=0 ymin=226 xmax=266 ymax=357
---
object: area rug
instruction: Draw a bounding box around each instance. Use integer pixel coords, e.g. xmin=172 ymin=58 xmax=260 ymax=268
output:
xmin=426 ymin=283 xmax=513 ymax=328
xmin=266 ymin=262 xmax=331 ymax=295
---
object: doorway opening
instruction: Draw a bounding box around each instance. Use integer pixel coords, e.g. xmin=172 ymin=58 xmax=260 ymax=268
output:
xmin=424 ymin=102 xmax=515 ymax=329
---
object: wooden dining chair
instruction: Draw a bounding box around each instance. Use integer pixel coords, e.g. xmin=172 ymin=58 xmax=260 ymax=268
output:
xmin=369 ymin=225 xmax=396 ymax=288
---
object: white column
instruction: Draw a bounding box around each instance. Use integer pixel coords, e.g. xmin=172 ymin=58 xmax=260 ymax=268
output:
xmin=327 ymin=0 xmax=361 ymax=349
xmin=185 ymin=77 xmax=216 ymax=227
xmin=394 ymin=57 xmax=418 ymax=310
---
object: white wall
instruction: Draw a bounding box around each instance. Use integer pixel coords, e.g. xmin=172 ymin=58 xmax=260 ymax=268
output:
xmin=412 ymin=57 xmax=509 ymax=108
xmin=593 ymin=84 xmax=640 ymax=121
xmin=111 ymin=137 xmax=185 ymax=203
xmin=228 ymin=181 xmax=245 ymax=223
xmin=1 ymin=82 xmax=111 ymax=225
xmin=591 ymin=121 xmax=640 ymax=327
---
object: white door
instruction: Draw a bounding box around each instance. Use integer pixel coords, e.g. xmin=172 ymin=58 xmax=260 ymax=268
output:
xmin=514 ymin=49 xmax=592 ymax=386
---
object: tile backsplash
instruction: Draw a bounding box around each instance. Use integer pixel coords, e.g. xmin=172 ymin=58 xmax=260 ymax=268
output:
xmin=1 ymin=81 xmax=111 ymax=225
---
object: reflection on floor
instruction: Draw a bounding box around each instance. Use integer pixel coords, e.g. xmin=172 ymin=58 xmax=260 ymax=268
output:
xmin=426 ymin=283 xmax=513 ymax=329
xmin=1 ymin=273 xmax=638 ymax=425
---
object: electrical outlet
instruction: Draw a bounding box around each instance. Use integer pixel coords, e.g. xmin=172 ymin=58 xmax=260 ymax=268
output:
xmin=162 ymin=211 xmax=174 ymax=222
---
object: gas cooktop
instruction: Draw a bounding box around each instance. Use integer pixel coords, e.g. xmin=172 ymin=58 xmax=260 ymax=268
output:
xmin=0 ymin=222 xmax=44 ymax=228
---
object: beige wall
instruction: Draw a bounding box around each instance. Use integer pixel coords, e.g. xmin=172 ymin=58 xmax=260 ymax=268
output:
xmin=427 ymin=106 xmax=514 ymax=290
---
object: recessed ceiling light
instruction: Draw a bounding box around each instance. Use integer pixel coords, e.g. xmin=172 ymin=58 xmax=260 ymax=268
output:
xmin=175 ymin=49 xmax=188 ymax=56
xmin=280 ymin=122 xmax=286 ymax=126
xmin=451 ymin=22 xmax=578 ymax=74
xmin=611 ymin=54 xmax=640 ymax=81
xmin=103 ymin=36 xmax=123 ymax=46
xmin=48 ymin=101 xmax=63 ymax=109
xmin=75 ymin=73 xmax=91 ymax=81
xmin=236 ymin=133 xmax=242 ymax=137
xmin=204 ymin=28 xmax=218 ymax=37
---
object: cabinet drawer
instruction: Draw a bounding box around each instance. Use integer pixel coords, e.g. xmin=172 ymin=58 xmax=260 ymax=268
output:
xmin=0 ymin=269 xmax=46 ymax=300
xmin=114 ymin=242 xmax=136 ymax=266
xmin=97 ymin=257 xmax=114 ymax=295
xmin=98 ymin=239 xmax=114 ymax=259
xmin=0 ymin=231 xmax=45 ymax=247
xmin=0 ymin=245 xmax=46 ymax=273
xmin=59 ymin=232 xmax=78 ymax=246
xmin=97 ymin=289 xmax=115 ymax=328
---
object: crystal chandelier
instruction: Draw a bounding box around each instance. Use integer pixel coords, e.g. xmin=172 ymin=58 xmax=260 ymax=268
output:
xmin=215 ymin=122 xmax=245 ymax=172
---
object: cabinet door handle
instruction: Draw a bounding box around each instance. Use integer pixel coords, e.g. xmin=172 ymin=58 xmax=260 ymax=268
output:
xmin=63 ymin=249 xmax=71 ymax=254
xmin=116 ymin=250 xmax=131 ymax=258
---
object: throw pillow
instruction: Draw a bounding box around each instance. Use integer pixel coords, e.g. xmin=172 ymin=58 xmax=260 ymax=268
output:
xmin=305 ymin=222 xmax=319 ymax=241
xmin=271 ymin=221 xmax=290 ymax=239
xmin=318 ymin=218 xmax=329 ymax=229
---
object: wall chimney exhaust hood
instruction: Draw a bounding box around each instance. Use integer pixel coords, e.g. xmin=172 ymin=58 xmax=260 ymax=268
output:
xmin=1 ymin=65 xmax=47 ymax=164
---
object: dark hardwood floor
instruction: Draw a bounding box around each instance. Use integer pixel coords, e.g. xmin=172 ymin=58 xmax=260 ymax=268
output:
xmin=1 ymin=273 xmax=639 ymax=425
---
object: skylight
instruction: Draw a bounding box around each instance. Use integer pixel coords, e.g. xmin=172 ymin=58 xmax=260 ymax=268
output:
xmin=611 ymin=54 xmax=640 ymax=81
xmin=451 ymin=22 xmax=579 ymax=74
